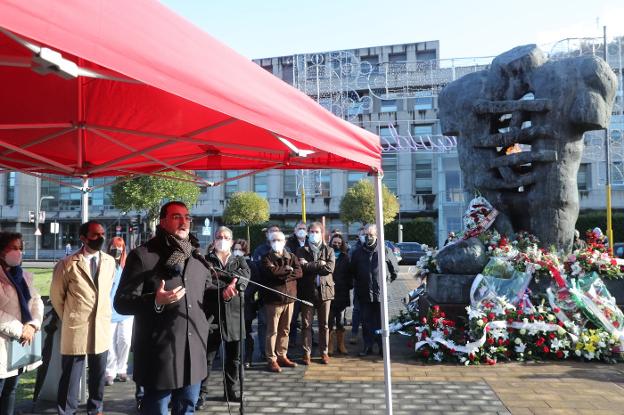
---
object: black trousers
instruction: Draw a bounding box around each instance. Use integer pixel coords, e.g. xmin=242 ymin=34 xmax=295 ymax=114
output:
xmin=57 ymin=351 xmax=108 ymax=415
xmin=200 ymin=330 xmax=240 ymax=398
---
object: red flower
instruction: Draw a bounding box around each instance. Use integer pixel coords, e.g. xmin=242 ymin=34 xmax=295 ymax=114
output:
xmin=433 ymin=318 xmax=439 ymax=325
xmin=553 ymin=307 xmax=561 ymax=313
xmin=507 ymin=318 xmax=514 ymax=324
xmin=432 ymin=305 xmax=440 ymax=312
xmin=440 ymin=312 xmax=446 ymax=318
xmin=558 ymin=321 xmax=565 ymax=327
xmin=421 ymin=317 xmax=427 ymax=324
xmin=498 ymin=338 xmax=504 ymax=346
xmin=487 ymin=337 xmax=495 ymax=345
xmin=482 ymin=317 xmax=489 ymax=324
xmin=529 ymin=315 xmax=535 ymax=322
xmin=486 ymin=358 xmax=496 ymax=365
xmin=543 ymin=346 xmax=550 ymax=353
xmin=504 ymin=339 xmax=510 ymax=346
xmin=536 ymin=337 xmax=545 ymax=346
xmin=611 ymin=259 xmax=618 ymax=266
xmin=469 ymin=353 xmax=475 ymax=361
xmin=443 ymin=329 xmax=449 ymax=336
xmin=556 ymin=350 xmax=564 ymax=359
xmin=422 ymin=349 xmax=430 ymax=358
xmin=549 ymin=333 xmax=556 ymax=340
xmin=488 ymin=313 xmax=495 ymax=320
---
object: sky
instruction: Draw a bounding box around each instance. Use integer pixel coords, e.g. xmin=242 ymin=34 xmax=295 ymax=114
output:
xmin=160 ymin=0 xmax=624 ymax=60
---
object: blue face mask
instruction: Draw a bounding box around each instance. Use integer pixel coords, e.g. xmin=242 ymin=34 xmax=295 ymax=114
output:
xmin=308 ymin=232 xmax=321 ymax=244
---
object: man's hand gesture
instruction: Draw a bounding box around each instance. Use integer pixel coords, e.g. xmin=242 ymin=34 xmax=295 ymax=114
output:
xmin=155 ymin=280 xmax=186 ymax=306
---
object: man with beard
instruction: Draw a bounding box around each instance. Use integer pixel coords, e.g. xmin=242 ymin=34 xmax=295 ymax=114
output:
xmin=114 ymin=202 xmax=213 ymax=414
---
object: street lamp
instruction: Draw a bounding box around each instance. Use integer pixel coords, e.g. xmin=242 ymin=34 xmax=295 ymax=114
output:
xmin=35 ymin=194 xmax=55 ymax=260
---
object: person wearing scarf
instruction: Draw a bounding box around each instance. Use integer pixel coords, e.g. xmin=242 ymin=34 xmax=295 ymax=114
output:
xmin=0 ymin=232 xmax=43 ymax=415
xmin=114 ymin=201 xmax=213 ymax=415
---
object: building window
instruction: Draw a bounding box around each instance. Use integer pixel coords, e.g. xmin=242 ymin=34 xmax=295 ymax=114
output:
xmin=577 ymin=163 xmax=590 ymax=191
xmin=282 ymin=64 xmax=293 ymax=84
xmin=254 ymin=172 xmax=269 ymax=199
xmin=283 ymin=170 xmax=297 ymax=197
xmin=347 ymin=172 xmax=366 ymax=188
xmin=382 ymin=154 xmax=398 ymax=194
xmin=413 ymin=154 xmax=433 ymax=194
xmin=612 ymin=162 xmax=624 ymax=186
xmin=445 ymin=170 xmax=463 ymax=202
xmin=5 ymin=172 xmax=15 ymax=205
xmin=413 ymin=124 xmax=434 ymax=137
xmin=224 ymin=170 xmax=239 ymax=199
xmin=379 ymin=126 xmax=396 ymax=146
xmin=359 ymin=55 xmax=378 ymax=74
xmin=414 ymin=97 xmax=433 ymax=111
xmin=381 ymin=100 xmax=397 ymax=113
xmin=416 ymin=50 xmax=436 ymax=61
xmin=389 ymin=52 xmax=406 ymax=63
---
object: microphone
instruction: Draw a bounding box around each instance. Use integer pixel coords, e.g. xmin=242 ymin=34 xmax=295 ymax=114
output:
xmin=192 ymin=249 xmax=235 ymax=284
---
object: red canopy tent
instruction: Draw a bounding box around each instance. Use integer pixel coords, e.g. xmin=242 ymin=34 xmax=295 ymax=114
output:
xmin=0 ymin=0 xmax=394 ymax=411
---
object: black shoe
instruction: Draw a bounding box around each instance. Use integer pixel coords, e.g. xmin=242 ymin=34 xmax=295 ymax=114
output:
xmin=224 ymin=390 xmax=241 ymax=403
xmin=195 ymin=396 xmax=206 ymax=411
xmin=136 ymin=398 xmax=143 ymax=413
xmin=358 ymin=346 xmax=373 ymax=356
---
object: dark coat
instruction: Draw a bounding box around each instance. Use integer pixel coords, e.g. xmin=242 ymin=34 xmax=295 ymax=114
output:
xmin=251 ymin=242 xmax=271 ymax=263
xmin=243 ymin=258 xmax=262 ymax=321
xmin=203 ymin=251 xmax=250 ymax=342
xmin=295 ymin=242 xmax=335 ymax=304
xmin=286 ymin=234 xmax=307 ymax=254
xmin=330 ymin=252 xmax=352 ymax=310
xmin=350 ymin=243 xmax=399 ymax=304
xmin=260 ymin=251 xmax=302 ymax=305
xmin=114 ymin=233 xmax=212 ymax=390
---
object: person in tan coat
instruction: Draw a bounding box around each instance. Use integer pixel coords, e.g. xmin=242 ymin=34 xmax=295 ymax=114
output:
xmin=50 ymin=220 xmax=116 ymax=415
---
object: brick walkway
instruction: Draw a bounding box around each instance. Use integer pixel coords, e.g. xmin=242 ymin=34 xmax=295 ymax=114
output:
xmin=17 ymin=267 xmax=624 ymax=414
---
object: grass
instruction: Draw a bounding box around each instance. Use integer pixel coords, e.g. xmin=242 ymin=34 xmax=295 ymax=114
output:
xmin=25 ymin=268 xmax=53 ymax=297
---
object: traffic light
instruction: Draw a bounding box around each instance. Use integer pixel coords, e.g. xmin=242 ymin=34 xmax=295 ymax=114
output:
xmin=28 ymin=211 xmax=35 ymax=223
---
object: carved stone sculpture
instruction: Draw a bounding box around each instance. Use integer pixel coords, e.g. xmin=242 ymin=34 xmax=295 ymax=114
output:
xmin=439 ymin=45 xmax=617 ymax=252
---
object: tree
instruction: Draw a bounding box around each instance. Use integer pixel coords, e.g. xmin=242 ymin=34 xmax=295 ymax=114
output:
xmin=111 ymin=172 xmax=200 ymax=234
xmin=339 ymin=179 xmax=399 ymax=226
xmin=222 ymin=191 xmax=270 ymax=243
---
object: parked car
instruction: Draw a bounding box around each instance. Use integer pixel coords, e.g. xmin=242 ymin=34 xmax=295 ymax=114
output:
xmin=613 ymin=243 xmax=624 ymax=259
xmin=346 ymin=239 xmax=402 ymax=263
xmin=385 ymin=241 xmax=402 ymax=263
xmin=396 ymin=242 xmax=426 ymax=265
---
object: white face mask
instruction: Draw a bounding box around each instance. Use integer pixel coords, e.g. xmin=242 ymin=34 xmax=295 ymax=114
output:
xmin=271 ymin=241 xmax=285 ymax=253
xmin=308 ymin=232 xmax=321 ymax=244
xmin=233 ymin=249 xmax=244 ymax=257
xmin=215 ymin=239 xmax=232 ymax=253
xmin=4 ymin=250 xmax=22 ymax=267
xmin=358 ymin=235 xmax=366 ymax=244
xmin=295 ymin=229 xmax=307 ymax=239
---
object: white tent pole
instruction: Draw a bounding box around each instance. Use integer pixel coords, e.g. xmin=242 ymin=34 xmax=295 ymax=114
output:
xmin=373 ymin=172 xmax=393 ymax=415
xmin=81 ymin=177 xmax=89 ymax=223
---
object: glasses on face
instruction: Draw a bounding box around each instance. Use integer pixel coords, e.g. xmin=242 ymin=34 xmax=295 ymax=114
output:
xmin=169 ymin=214 xmax=193 ymax=222
xmin=215 ymin=235 xmax=231 ymax=241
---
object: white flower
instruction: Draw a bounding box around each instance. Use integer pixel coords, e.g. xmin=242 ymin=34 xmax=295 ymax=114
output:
xmin=433 ymin=352 xmax=444 ymax=362
xmin=514 ymin=337 xmax=522 ymax=345
xmin=547 ymin=314 xmax=556 ymax=322
xmin=557 ymin=326 xmax=567 ymax=336
xmin=489 ymin=346 xmax=498 ymax=354
xmin=520 ymin=329 xmax=527 ymax=335
xmin=467 ymin=306 xmax=485 ymax=320
xmin=598 ymin=341 xmax=606 ymax=348
xmin=586 ymin=351 xmax=595 ymax=360
xmin=575 ymin=349 xmax=582 ymax=357
xmin=550 ymin=338 xmax=563 ymax=351
xmin=476 ymin=319 xmax=484 ymax=327
xmin=514 ymin=343 xmax=526 ymax=353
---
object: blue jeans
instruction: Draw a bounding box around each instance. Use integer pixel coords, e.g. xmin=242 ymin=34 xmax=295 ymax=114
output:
xmin=142 ymin=383 xmax=200 ymax=415
xmin=0 ymin=374 xmax=19 ymax=415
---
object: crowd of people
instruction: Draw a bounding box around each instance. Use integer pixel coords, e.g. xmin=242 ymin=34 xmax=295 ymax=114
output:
xmin=0 ymin=200 xmax=400 ymax=415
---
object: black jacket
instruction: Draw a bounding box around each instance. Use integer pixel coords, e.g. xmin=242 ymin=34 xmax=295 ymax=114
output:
xmin=114 ymin=231 xmax=213 ymax=390
xmin=350 ymin=242 xmax=399 ymax=304
xmin=286 ymin=234 xmax=307 ymax=254
xmin=331 ymin=252 xmax=352 ymax=310
xmin=203 ymin=251 xmax=250 ymax=342
xmin=295 ymin=242 xmax=335 ymax=304
xmin=260 ymin=250 xmax=302 ymax=305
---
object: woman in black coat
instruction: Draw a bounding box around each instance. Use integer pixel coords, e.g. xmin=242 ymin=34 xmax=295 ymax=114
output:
xmin=328 ymin=234 xmax=352 ymax=354
xmin=197 ymin=227 xmax=250 ymax=407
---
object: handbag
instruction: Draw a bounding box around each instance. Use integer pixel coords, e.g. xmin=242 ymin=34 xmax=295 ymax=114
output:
xmin=7 ymin=330 xmax=42 ymax=371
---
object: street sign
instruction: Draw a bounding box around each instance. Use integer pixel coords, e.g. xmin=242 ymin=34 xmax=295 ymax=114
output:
xmin=34 ymin=228 xmax=42 ymax=236
xmin=201 ymin=226 xmax=211 ymax=236
xmin=50 ymin=222 xmax=59 ymax=234
xmin=39 ymin=211 xmax=46 ymax=223
xmin=204 ymin=218 xmax=210 ymax=227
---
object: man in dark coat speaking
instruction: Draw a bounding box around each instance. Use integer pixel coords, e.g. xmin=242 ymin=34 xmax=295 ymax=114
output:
xmin=114 ymin=201 xmax=213 ymax=414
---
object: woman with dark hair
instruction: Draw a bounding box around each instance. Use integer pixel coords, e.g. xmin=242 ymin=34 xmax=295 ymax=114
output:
xmin=104 ymin=236 xmax=133 ymax=386
xmin=0 ymin=232 xmax=44 ymax=414
xmin=328 ymin=233 xmax=352 ymax=355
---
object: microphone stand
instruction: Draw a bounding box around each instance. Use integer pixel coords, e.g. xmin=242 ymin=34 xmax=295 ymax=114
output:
xmin=193 ymin=250 xmax=312 ymax=415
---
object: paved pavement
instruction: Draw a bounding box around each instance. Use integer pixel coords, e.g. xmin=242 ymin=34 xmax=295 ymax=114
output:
xmin=16 ymin=266 xmax=624 ymax=414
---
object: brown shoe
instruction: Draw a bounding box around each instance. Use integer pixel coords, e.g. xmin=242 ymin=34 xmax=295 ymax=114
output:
xmin=276 ymin=356 xmax=298 ymax=368
xmin=321 ymin=353 xmax=330 ymax=364
xmin=301 ymin=353 xmax=311 ymax=365
xmin=268 ymin=360 xmax=282 ymax=373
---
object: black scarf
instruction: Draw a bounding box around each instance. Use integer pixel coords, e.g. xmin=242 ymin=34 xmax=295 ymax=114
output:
xmin=7 ymin=266 xmax=32 ymax=324
xmin=155 ymin=226 xmax=197 ymax=273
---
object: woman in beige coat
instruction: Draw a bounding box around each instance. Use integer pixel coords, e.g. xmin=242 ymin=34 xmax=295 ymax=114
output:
xmin=0 ymin=232 xmax=44 ymax=415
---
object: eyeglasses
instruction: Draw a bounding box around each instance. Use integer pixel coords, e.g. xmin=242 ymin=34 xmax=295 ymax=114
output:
xmin=169 ymin=214 xmax=193 ymax=222
xmin=215 ymin=236 xmax=232 ymax=240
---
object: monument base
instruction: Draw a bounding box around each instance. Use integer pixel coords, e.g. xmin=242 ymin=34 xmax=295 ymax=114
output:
xmin=420 ymin=273 xmax=477 ymax=320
